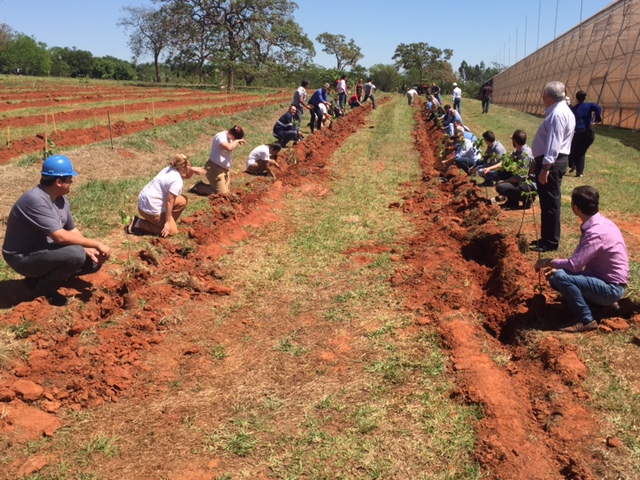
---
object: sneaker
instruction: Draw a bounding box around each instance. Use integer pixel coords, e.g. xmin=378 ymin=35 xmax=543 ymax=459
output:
xmin=125 ymin=216 xmax=140 ymax=235
xmin=558 ymin=320 xmax=597 ymax=333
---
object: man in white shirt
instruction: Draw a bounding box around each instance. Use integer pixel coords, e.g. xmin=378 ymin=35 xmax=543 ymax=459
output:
xmin=292 ymin=80 xmax=311 ymax=123
xmin=530 ymin=81 xmax=576 ymax=252
xmin=406 ymin=88 xmax=418 ymax=106
xmin=452 ymin=82 xmax=462 ymax=113
xmin=245 ymin=144 xmax=282 ymax=179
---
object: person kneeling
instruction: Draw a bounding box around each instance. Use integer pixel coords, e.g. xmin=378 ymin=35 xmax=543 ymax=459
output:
xmin=132 ymin=154 xmax=206 ymax=237
xmin=535 ymin=186 xmax=628 ymax=332
xmin=246 ymin=144 xmax=282 ymax=179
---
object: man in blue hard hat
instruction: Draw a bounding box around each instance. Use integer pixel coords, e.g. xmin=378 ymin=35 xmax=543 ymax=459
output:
xmin=2 ymin=155 xmax=111 ymax=306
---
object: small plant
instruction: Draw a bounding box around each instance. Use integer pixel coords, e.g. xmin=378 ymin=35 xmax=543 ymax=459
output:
xmin=42 ymin=138 xmax=56 ymax=160
xmin=276 ymin=337 xmax=308 ymax=356
xmin=9 ymin=319 xmax=39 ymax=339
xmin=210 ymin=344 xmax=228 ymax=360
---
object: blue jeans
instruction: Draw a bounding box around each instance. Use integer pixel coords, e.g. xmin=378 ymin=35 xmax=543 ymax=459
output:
xmin=549 ymin=269 xmax=625 ymax=323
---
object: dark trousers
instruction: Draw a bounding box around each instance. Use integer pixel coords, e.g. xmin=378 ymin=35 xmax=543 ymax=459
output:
xmin=535 ymin=154 xmax=568 ymax=248
xmin=274 ymin=130 xmax=298 ymax=147
xmin=568 ymin=129 xmax=595 ymax=176
xmin=496 ymin=180 xmax=534 ymax=206
xmin=309 ymin=105 xmax=322 ymax=132
xmin=482 ymin=97 xmax=491 ymax=113
xmin=4 ymin=244 xmax=100 ymax=294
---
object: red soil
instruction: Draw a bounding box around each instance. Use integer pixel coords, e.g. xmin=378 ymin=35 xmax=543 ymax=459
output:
xmin=0 ymin=99 xmax=635 ymax=479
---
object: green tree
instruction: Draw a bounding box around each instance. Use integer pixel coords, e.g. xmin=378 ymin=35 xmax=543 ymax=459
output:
xmin=369 ymin=64 xmax=402 ymax=92
xmin=392 ymin=42 xmax=453 ymax=83
xmin=90 ymin=56 xmax=136 ymax=80
xmin=0 ymin=33 xmax=51 ymax=76
xmin=316 ymin=32 xmax=363 ymax=71
xmin=119 ymin=6 xmax=172 ymax=83
xmin=50 ymin=47 xmax=94 ymax=78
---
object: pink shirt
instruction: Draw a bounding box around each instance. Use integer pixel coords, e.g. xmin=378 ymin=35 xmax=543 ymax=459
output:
xmin=553 ymin=213 xmax=629 ymax=285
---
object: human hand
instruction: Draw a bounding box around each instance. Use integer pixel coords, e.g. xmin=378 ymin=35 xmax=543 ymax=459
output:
xmin=161 ymin=222 xmax=171 ymax=238
xmin=538 ymin=169 xmax=549 ymax=185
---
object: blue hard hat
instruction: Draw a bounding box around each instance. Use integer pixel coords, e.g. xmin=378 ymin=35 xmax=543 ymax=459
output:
xmin=41 ymin=155 xmax=78 ymax=177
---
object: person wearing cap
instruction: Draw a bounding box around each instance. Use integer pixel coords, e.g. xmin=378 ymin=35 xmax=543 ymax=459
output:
xmin=530 ymin=81 xmax=575 ymax=252
xmin=2 ymin=155 xmax=111 ymax=306
xmin=452 ymin=82 xmax=462 ymax=113
xmin=130 ymin=154 xmax=206 ymax=237
xmin=190 ymin=125 xmax=247 ymax=195
xmin=568 ymin=90 xmax=602 ymax=177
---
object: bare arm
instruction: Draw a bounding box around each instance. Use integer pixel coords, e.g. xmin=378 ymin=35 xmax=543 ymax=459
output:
xmin=50 ymin=228 xmax=110 ymax=263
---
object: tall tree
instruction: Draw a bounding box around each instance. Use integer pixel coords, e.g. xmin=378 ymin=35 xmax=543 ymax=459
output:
xmin=0 ymin=33 xmax=51 ymax=76
xmin=392 ymin=42 xmax=453 ymax=82
xmin=119 ymin=6 xmax=172 ymax=83
xmin=316 ymin=33 xmax=363 ymax=71
xmin=158 ymin=0 xmax=311 ymax=88
xmin=368 ymin=64 xmax=402 ymax=92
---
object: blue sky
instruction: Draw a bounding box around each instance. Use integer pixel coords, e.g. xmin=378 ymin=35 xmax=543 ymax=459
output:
xmin=0 ymin=0 xmax=612 ymax=72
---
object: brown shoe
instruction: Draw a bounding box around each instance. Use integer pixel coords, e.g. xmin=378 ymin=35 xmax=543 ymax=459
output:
xmin=558 ymin=320 xmax=598 ymax=333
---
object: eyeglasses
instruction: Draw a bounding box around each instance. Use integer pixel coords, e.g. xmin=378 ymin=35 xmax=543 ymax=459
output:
xmin=58 ymin=177 xmax=73 ymax=184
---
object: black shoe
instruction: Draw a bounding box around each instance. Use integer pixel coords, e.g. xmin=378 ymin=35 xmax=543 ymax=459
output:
xmin=568 ymin=167 xmax=575 ymax=173
xmin=501 ymin=201 xmax=520 ymax=210
xmin=35 ymin=289 xmax=68 ymax=306
xmin=530 ymin=244 xmax=558 ymax=252
xmin=188 ymin=181 xmax=203 ymax=194
xmin=23 ymin=277 xmax=40 ymax=289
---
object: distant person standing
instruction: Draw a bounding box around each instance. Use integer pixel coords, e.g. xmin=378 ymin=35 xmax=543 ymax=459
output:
xmin=480 ymin=82 xmax=493 ymax=114
xmin=292 ymin=80 xmax=311 ymax=123
xmin=568 ymin=90 xmax=602 ymax=178
xmin=431 ymin=82 xmax=441 ymax=104
xmin=452 ymin=82 xmax=462 ymax=113
xmin=363 ymin=78 xmax=377 ymax=109
xmin=337 ymin=75 xmax=349 ymax=109
xmin=530 ymin=81 xmax=575 ymax=252
xmin=355 ymin=79 xmax=364 ymax=100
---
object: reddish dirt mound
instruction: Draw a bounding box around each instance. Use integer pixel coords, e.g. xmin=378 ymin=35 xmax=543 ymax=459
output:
xmin=0 ymin=103 xmax=377 ymax=456
xmin=1 ymin=99 xmax=627 ymax=479
xmin=394 ymin=107 xmax=619 ymax=479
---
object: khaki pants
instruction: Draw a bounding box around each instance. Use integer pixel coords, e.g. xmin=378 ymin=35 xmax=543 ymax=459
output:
xmin=137 ymin=194 xmax=188 ymax=236
xmin=191 ymin=160 xmax=230 ymax=195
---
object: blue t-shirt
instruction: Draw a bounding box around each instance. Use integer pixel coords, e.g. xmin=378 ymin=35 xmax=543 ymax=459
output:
xmin=2 ymin=186 xmax=75 ymax=259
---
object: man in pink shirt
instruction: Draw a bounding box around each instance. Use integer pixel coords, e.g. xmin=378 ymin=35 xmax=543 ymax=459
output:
xmin=535 ymin=186 xmax=629 ymax=332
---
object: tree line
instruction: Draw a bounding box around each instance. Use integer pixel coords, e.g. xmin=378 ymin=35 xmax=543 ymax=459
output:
xmin=0 ymin=0 xmax=503 ymax=93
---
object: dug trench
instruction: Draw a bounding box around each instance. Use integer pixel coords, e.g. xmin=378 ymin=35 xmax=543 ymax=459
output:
xmin=0 ymin=97 xmax=632 ymax=478
xmin=0 ymin=101 xmax=377 ymax=473
xmin=396 ymin=106 xmax=634 ymax=479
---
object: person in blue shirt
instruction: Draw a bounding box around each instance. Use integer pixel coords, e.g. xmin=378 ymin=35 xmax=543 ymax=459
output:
xmin=308 ymin=83 xmax=332 ymax=133
xmin=568 ymin=90 xmax=602 ymax=177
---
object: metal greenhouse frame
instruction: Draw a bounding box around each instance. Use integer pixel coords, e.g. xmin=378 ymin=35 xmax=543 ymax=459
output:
xmin=491 ymin=0 xmax=640 ymax=129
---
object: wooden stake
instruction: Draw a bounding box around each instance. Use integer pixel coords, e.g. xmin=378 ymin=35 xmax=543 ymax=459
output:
xmin=152 ymin=101 xmax=156 ymax=127
xmin=93 ymin=112 xmax=97 ymax=138
xmin=6 ymin=126 xmax=10 ymax=146
xmin=44 ymin=113 xmax=48 ymax=151
xmin=107 ymin=111 xmax=114 ymax=150
xmin=51 ymin=112 xmax=58 ymax=137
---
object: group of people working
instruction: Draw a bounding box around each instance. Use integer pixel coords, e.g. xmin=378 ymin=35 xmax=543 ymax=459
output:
xmin=2 ymin=77 xmax=378 ymax=306
xmin=432 ymin=80 xmax=626 ymax=333
xmin=2 ymin=80 xmax=626 ymax=335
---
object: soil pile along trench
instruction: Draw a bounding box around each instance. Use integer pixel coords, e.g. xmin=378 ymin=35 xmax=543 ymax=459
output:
xmin=0 ymin=102 xmax=377 ymax=449
xmin=396 ymin=106 xmax=604 ymax=479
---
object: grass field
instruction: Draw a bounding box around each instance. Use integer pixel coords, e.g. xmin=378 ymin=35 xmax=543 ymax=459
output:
xmin=0 ymin=79 xmax=638 ymax=479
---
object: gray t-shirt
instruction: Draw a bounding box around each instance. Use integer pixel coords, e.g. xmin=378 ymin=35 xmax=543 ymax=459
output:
xmin=2 ymin=186 xmax=75 ymax=259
